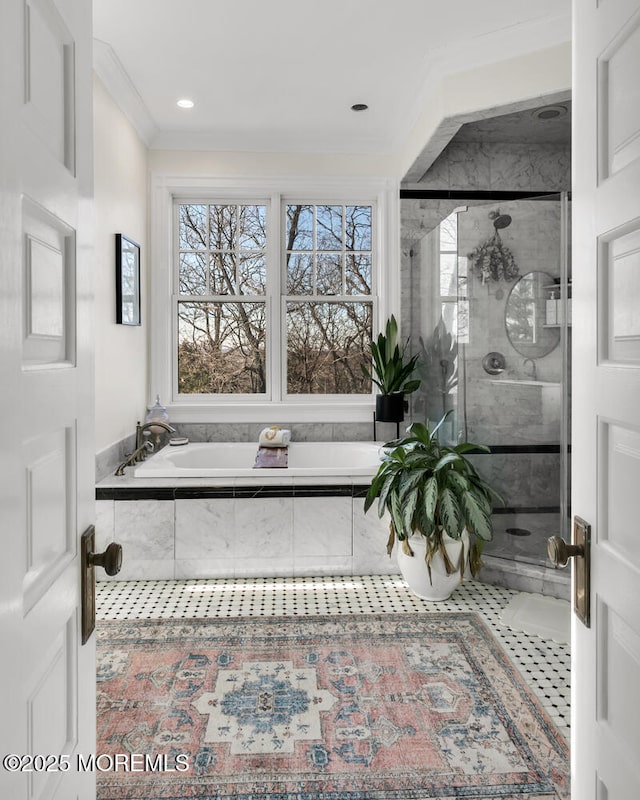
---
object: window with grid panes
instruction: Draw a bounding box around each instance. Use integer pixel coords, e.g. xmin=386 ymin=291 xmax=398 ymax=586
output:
xmin=176 ymin=201 xmax=374 ymax=397
xmin=284 ymin=203 xmax=373 ymax=395
xmin=177 ymin=203 xmax=268 ymax=394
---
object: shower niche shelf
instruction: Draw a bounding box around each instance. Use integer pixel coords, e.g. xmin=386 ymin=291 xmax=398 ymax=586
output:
xmin=543 ymin=281 xmax=572 ymax=327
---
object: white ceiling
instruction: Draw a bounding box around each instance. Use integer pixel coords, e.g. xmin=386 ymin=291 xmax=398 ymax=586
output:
xmin=93 ymin=0 xmax=571 ymax=155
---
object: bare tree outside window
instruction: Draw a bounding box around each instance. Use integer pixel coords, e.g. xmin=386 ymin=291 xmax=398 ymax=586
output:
xmin=284 ymin=204 xmax=373 ymax=394
xmin=176 ymin=201 xmax=374 ymax=396
xmin=286 ymin=302 xmax=372 ymax=394
xmin=177 ymin=204 xmax=267 ymax=394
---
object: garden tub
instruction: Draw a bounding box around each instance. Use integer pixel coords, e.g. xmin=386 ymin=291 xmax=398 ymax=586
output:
xmin=134 ymin=441 xmax=384 ymax=479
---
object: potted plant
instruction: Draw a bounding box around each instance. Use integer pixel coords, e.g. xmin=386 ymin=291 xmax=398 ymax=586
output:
xmin=364 ymin=413 xmax=501 ymax=600
xmin=363 ymin=315 xmax=421 ymax=422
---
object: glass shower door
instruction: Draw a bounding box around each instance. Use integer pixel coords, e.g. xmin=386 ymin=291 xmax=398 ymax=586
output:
xmin=402 ymin=193 xmax=571 ymax=569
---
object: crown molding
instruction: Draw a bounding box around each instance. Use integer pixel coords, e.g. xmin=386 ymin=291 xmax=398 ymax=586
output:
xmin=93 ymin=38 xmax=158 ymax=146
xmin=149 ymin=128 xmax=394 ymax=155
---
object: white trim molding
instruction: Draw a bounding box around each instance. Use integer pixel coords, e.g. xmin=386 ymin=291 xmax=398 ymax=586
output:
xmin=93 ymin=38 xmax=158 ymax=145
xmin=150 ymin=173 xmax=400 ymax=423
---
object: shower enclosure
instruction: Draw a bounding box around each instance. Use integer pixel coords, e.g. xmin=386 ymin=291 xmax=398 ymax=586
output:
xmin=401 ymin=191 xmax=571 ymax=598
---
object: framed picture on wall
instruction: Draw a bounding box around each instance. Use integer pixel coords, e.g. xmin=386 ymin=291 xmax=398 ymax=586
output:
xmin=115 ymin=233 xmax=141 ymax=325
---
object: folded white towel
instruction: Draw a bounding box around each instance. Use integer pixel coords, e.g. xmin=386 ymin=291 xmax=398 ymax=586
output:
xmin=258 ymin=426 xmax=291 ymax=448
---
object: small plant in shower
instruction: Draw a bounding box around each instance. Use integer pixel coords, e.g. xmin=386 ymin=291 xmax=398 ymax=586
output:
xmin=468 ymin=209 xmax=519 ymax=283
xmin=362 ymin=315 xmax=421 ymax=423
xmin=365 ymin=412 xmax=502 ymax=600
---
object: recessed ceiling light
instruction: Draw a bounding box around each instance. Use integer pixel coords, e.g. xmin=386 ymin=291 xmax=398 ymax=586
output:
xmin=351 ymin=103 xmax=369 ymax=112
xmin=532 ymin=105 xmax=567 ymax=120
xmin=177 ymin=98 xmax=194 ymax=109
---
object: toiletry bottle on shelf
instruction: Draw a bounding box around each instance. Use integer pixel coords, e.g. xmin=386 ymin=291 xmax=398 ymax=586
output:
xmin=546 ymin=291 xmax=557 ymax=325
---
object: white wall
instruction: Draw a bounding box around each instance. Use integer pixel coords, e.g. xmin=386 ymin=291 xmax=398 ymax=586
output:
xmin=94 ymin=75 xmax=148 ymax=453
xmin=148 ymin=149 xmax=397 ymax=179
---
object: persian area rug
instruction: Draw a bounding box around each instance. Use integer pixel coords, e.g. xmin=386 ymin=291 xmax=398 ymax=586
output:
xmin=96 ymin=613 xmax=569 ymax=800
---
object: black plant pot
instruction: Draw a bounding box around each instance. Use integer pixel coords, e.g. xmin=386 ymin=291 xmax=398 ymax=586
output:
xmin=376 ymin=393 xmax=405 ymax=423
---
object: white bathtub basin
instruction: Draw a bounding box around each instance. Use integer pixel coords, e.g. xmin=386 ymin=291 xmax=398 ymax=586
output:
xmin=134 ymin=441 xmax=385 ymax=479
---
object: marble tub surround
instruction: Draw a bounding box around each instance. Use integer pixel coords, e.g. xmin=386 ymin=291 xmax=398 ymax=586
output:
xmin=94 ymin=468 xmax=565 ymax=596
xmin=173 ymin=494 xmax=357 ymax=580
xmin=94 ymin=474 xmax=396 ymax=582
xmin=95 ymin=432 xmax=136 ymax=482
xmin=171 ymin=420 xmax=399 ymax=444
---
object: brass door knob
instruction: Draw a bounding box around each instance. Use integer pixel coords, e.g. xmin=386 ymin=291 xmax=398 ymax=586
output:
xmin=88 ymin=543 xmax=123 ymax=576
xmin=547 ymin=536 xmax=584 ymax=568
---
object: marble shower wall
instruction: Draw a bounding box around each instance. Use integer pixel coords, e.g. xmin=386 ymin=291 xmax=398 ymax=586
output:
xmin=419 ymin=141 xmax=571 ymax=192
xmin=458 ymin=199 xmax=563 ymax=444
xmin=403 ymin=198 xmax=564 ymax=442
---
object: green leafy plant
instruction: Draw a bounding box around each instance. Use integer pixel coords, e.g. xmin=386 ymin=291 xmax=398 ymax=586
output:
xmin=362 ymin=315 xmax=421 ymax=395
xmin=364 ymin=413 xmax=502 ymax=580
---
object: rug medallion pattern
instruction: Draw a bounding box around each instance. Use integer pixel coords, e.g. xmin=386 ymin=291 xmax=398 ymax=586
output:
xmin=96 ymin=613 xmax=569 ymax=799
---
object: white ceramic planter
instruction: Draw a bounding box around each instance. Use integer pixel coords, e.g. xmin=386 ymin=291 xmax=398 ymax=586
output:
xmin=397 ymin=531 xmax=469 ymax=601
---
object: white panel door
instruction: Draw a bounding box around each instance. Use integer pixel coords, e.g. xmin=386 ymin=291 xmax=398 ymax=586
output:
xmin=0 ymin=0 xmax=95 ymax=798
xmin=573 ymin=0 xmax=640 ymax=797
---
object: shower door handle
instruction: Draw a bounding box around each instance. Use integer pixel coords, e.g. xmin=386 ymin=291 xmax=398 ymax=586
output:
xmin=547 ymin=517 xmax=591 ymax=628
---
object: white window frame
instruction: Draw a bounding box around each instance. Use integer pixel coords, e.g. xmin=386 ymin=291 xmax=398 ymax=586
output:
xmin=174 ymin=197 xmax=272 ymax=400
xmin=150 ymin=174 xmax=400 ymax=423
xmin=280 ymin=198 xmax=377 ymax=403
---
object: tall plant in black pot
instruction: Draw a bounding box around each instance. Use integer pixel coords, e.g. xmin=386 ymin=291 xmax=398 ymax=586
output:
xmin=363 ymin=315 xmax=421 ymax=422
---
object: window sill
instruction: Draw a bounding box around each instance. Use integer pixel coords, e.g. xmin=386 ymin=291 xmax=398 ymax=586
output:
xmin=165 ymin=400 xmax=376 ymax=424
